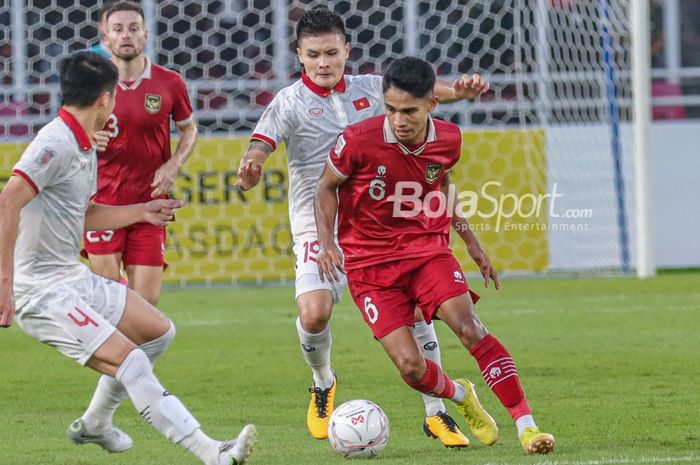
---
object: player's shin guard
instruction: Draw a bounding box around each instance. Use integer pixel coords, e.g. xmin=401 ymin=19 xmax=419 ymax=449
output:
xmin=296 ymin=317 xmax=334 ymax=389
xmin=414 ymin=321 xmax=448 ymax=416
xmin=402 ymin=359 xmax=456 ymax=399
xmin=116 ymin=348 xmax=201 ymax=443
xmin=82 ymin=323 xmax=176 ymax=433
xmin=470 ymin=334 xmax=531 ymax=420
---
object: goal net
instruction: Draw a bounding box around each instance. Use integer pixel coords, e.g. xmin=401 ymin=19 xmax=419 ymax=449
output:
xmin=0 ymin=0 xmax=636 ymax=284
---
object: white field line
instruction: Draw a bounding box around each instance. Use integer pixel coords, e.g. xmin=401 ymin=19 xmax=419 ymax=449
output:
xmin=479 ymin=455 xmax=698 ymax=465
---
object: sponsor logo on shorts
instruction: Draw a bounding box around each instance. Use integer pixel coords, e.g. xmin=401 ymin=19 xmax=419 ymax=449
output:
xmin=453 ymin=271 xmax=465 ymax=283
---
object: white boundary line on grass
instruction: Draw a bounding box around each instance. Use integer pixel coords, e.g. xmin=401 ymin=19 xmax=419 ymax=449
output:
xmin=482 ymin=456 xmax=698 ymax=465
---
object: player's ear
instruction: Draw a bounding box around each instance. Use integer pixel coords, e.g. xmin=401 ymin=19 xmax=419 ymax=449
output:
xmin=343 ymin=42 xmax=349 ymax=59
xmin=428 ymin=95 xmax=439 ymax=112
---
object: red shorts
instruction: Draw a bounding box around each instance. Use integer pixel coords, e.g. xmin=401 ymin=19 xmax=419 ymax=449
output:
xmin=346 ymin=253 xmax=479 ymax=339
xmin=83 ymin=223 xmax=166 ymax=267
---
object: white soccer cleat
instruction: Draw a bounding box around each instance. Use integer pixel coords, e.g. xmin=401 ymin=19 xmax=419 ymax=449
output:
xmin=66 ymin=418 xmax=133 ymax=453
xmin=217 ymin=424 xmax=257 ymax=465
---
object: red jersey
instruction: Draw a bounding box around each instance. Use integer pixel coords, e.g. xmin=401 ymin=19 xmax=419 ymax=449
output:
xmin=327 ymin=115 xmax=462 ymax=270
xmin=95 ymin=58 xmax=193 ymax=205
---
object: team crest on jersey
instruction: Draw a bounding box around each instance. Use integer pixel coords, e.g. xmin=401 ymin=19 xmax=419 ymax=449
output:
xmin=36 ymin=147 xmax=56 ymax=166
xmin=309 ymin=108 xmax=324 ymax=117
xmin=425 ymin=163 xmax=442 ymax=184
xmin=145 ymin=94 xmax=161 ymax=114
xmin=334 ymin=134 xmax=346 ymax=157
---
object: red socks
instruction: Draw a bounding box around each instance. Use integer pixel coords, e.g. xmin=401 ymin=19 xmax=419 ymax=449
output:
xmin=470 ymin=334 xmax=531 ymax=420
xmin=401 ymin=359 xmax=455 ymax=399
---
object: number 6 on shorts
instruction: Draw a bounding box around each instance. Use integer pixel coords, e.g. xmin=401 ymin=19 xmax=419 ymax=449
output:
xmin=363 ymin=296 xmax=379 ymax=324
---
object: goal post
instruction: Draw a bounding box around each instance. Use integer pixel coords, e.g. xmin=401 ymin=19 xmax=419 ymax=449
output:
xmin=0 ymin=0 xmax=654 ymax=284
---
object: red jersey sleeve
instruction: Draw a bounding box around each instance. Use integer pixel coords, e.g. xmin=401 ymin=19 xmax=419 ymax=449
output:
xmin=327 ymin=127 xmax=357 ymax=179
xmin=171 ymin=74 xmax=193 ymax=124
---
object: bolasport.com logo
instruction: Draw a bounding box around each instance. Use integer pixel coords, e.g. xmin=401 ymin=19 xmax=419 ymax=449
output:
xmin=386 ymin=180 xmax=593 ymax=232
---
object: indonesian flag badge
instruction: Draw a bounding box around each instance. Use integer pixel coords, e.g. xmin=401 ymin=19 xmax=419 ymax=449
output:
xmin=352 ymin=97 xmax=370 ymax=111
xmin=145 ymin=94 xmax=162 ymax=114
xmin=425 ymin=163 xmax=442 ymax=184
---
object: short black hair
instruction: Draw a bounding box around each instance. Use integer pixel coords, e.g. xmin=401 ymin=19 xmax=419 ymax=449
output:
xmin=382 ymin=57 xmax=436 ymax=99
xmin=59 ymin=51 xmax=118 ymax=108
xmin=296 ymin=5 xmax=346 ymax=44
xmin=105 ymin=0 xmax=144 ymax=23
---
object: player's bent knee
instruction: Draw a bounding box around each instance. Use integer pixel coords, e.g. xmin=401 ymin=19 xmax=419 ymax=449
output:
xmin=140 ymin=321 xmax=176 ymax=362
xmin=394 ymin=355 xmax=425 ymax=381
xmin=455 ymin=322 xmax=486 ymax=348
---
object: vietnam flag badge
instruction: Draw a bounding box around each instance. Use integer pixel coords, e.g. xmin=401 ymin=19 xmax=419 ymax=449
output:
xmin=353 ymin=97 xmax=370 ymax=111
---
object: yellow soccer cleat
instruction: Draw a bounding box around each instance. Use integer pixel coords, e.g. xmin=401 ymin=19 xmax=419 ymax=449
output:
xmin=423 ymin=411 xmax=470 ymax=448
xmin=306 ymin=377 xmax=336 ymax=439
xmin=453 ymin=378 xmax=499 ymax=445
xmin=520 ymin=427 xmax=555 ymax=454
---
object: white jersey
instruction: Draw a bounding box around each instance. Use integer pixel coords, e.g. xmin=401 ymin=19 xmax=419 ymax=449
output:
xmin=252 ymin=73 xmax=384 ymax=240
xmin=12 ymin=109 xmax=97 ymax=305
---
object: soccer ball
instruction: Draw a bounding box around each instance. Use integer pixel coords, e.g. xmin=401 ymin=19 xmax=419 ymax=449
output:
xmin=327 ymin=399 xmax=390 ymax=459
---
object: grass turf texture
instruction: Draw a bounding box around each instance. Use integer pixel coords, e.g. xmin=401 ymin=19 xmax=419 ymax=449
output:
xmin=0 ymin=272 xmax=698 ymax=465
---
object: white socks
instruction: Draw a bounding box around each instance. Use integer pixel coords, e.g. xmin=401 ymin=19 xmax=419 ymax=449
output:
xmin=296 ymin=317 xmax=334 ymax=390
xmin=515 ymin=414 xmax=537 ymax=438
xmin=82 ymin=323 xmax=176 ymax=433
xmin=414 ymin=321 xmax=448 ymax=416
xmin=451 ymin=380 xmax=467 ymax=404
xmin=116 ymin=348 xmax=222 ymax=465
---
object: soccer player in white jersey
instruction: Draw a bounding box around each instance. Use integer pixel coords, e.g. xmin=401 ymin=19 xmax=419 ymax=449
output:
xmin=0 ymin=51 xmax=256 ymax=465
xmin=236 ymin=6 xmax=489 ymax=447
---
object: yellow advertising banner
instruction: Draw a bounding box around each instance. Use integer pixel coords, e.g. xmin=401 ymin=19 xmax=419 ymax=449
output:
xmin=0 ymin=128 xmax=547 ymax=285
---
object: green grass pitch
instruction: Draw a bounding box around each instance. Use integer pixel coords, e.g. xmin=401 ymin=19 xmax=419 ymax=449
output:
xmin=1 ymin=271 xmax=698 ymax=465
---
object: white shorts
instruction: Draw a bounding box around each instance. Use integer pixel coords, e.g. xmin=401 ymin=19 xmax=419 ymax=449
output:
xmin=15 ymin=269 xmax=127 ymax=366
xmin=293 ymin=236 xmax=346 ymax=304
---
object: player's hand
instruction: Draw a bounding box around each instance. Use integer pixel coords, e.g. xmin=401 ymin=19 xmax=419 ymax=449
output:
xmin=453 ymin=74 xmax=489 ymax=101
xmin=92 ymin=130 xmax=110 ymax=152
xmin=235 ymin=158 xmax=263 ymax=191
xmin=0 ymin=286 xmax=15 ymax=328
xmin=151 ymin=159 xmax=180 ymax=198
xmin=467 ymin=242 xmax=501 ymax=290
xmin=143 ymin=199 xmax=184 ymax=226
xmin=317 ymin=244 xmax=346 ymax=283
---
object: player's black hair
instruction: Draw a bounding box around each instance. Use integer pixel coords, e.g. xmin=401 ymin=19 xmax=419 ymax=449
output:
xmin=105 ymin=0 xmax=144 ymax=22
xmin=382 ymin=57 xmax=436 ymax=99
xmin=296 ymin=5 xmax=346 ymax=44
xmin=59 ymin=51 xmax=118 ymax=108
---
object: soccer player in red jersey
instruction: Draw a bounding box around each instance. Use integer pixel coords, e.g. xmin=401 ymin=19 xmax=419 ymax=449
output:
xmin=237 ymin=6 xmax=488 ymax=446
xmin=315 ymin=57 xmax=556 ymax=454
xmin=84 ymin=1 xmax=198 ymax=305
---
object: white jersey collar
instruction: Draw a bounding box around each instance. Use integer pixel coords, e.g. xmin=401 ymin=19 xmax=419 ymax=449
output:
xmin=117 ymin=57 xmax=152 ymax=91
xmin=382 ymin=115 xmax=437 ymax=156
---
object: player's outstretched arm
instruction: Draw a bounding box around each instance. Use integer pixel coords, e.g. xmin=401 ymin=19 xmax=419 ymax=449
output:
xmin=0 ymin=176 xmax=38 ymax=327
xmin=434 ymin=74 xmax=490 ymax=103
xmin=151 ymin=120 xmax=198 ymax=198
xmin=85 ymin=199 xmax=184 ymax=232
xmin=440 ymin=173 xmax=501 ymax=290
xmin=235 ymin=140 xmax=272 ymax=191
xmin=314 ymin=164 xmax=346 ymax=283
